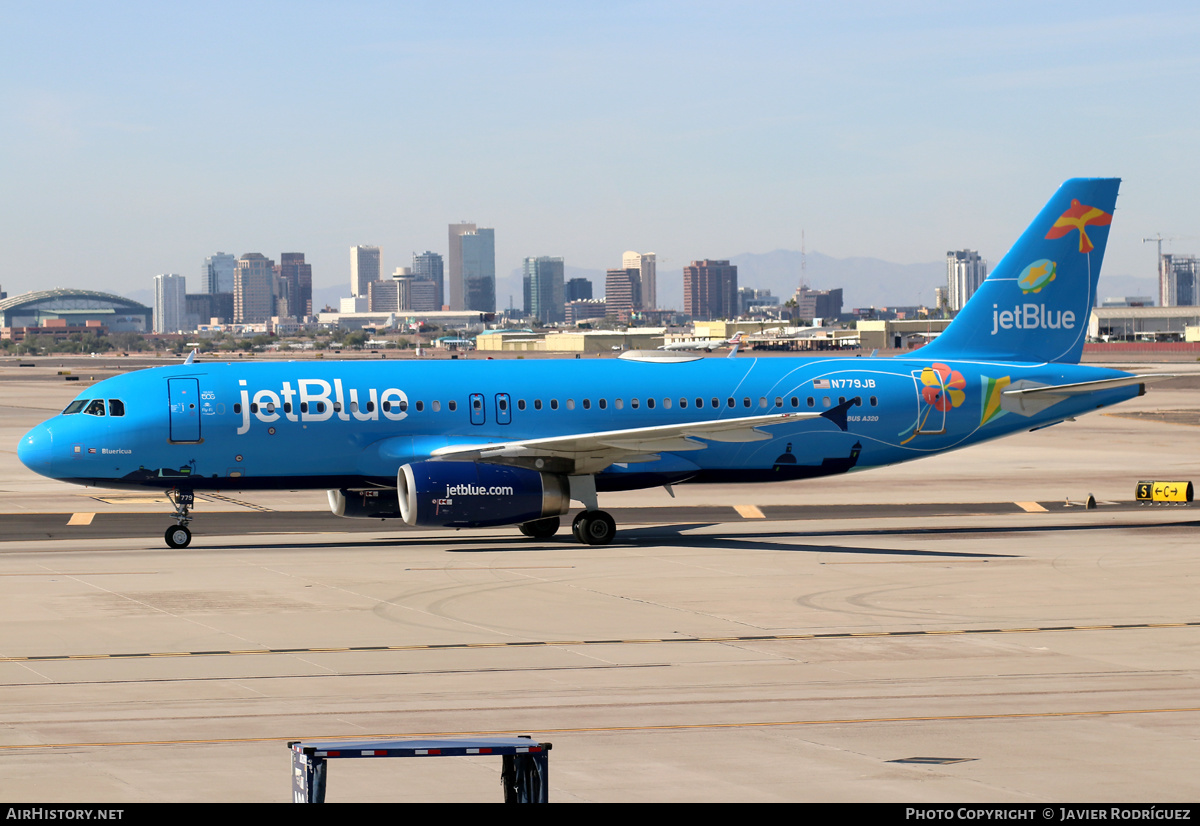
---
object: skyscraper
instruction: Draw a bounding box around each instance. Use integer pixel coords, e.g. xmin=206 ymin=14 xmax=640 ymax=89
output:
xmin=153 ymin=273 xmax=186 ymax=333
xmin=449 ymin=223 xmax=495 ymax=312
xmin=792 ymin=286 xmax=843 ymax=321
xmin=565 ymin=277 xmax=593 ymax=303
xmin=605 ymin=267 xmax=642 ymax=324
xmin=201 ymin=253 xmax=236 ymax=294
xmin=683 ymin=260 xmax=737 ymax=320
xmin=235 ymin=253 xmax=276 ymax=323
xmin=523 ymin=256 xmax=565 ymax=324
xmin=622 ymin=251 xmax=657 ymax=310
xmin=447 ymin=223 xmax=475 ymax=311
xmin=276 ymin=252 xmax=313 ymax=319
xmin=462 ymin=228 xmax=496 ymax=313
xmin=1160 ymin=254 xmax=1199 ymax=307
xmin=412 ymin=250 xmax=445 ymax=311
xmin=947 ymin=250 xmax=987 ymax=313
xmin=351 ymin=246 xmax=382 ymax=299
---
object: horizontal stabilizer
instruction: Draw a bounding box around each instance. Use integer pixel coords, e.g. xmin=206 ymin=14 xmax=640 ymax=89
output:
xmin=1001 ymin=374 xmax=1179 ymax=416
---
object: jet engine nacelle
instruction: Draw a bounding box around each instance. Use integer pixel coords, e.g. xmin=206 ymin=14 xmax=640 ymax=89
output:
xmin=327 ymin=488 xmax=403 ymax=519
xmin=397 ymin=461 xmax=570 ymax=528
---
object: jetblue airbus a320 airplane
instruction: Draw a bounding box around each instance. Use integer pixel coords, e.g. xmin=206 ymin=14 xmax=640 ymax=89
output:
xmin=19 ymin=178 xmax=1165 ymax=549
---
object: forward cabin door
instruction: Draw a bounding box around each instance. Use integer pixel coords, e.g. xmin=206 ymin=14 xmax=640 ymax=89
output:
xmin=167 ymin=378 xmax=202 ymax=442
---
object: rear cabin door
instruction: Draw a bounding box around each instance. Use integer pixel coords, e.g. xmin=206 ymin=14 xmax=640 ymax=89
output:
xmin=168 ymin=378 xmax=202 ymax=442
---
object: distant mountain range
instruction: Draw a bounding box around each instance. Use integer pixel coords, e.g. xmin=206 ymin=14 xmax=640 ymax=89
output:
xmin=115 ymin=253 xmax=1161 ymax=317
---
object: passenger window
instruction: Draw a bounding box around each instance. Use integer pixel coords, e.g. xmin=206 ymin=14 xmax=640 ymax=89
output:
xmin=775 ymin=397 xmax=783 ymax=408
xmin=415 ymin=401 xmax=424 ymax=412
xmin=301 ymin=402 xmax=309 ymax=413
xmin=432 ymin=400 xmax=441 ymax=412
xmin=822 ymin=396 xmax=831 ymax=408
xmin=266 ymin=402 xmax=276 ymax=414
xmin=367 ymin=401 xmax=375 ymax=412
xmin=284 ymin=402 xmax=292 ymax=414
xmin=234 ymin=403 xmax=241 ymax=414
xmin=449 ymin=400 xmax=457 ymax=412
xmin=250 ymin=403 xmax=259 ymax=413
xmin=582 ymin=399 xmax=590 ymax=410
xmin=807 ymin=397 xmax=815 ymax=407
xmin=790 ymin=397 xmax=798 ymax=408
xmin=870 ymin=396 xmax=878 ymax=406
xmin=679 ymin=398 xmax=687 ymax=409
xmin=382 ymin=401 xmax=391 ymax=412
xmin=108 ymin=399 xmax=125 ymax=417
xmin=518 ymin=400 xmax=526 ymax=411
xmin=535 ymin=399 xmax=543 ymax=410
xmin=615 ymin=398 xmax=623 ymax=410
xmin=631 ymin=398 xmax=639 ymax=409
xmin=695 ymin=398 xmax=703 ymax=408
xmin=727 ymin=398 xmax=735 ymax=408
xmin=760 ymin=397 xmax=768 ymax=408
xmin=566 ymin=399 xmax=575 ymax=410
xmin=550 ymin=399 xmax=559 ymax=410
xmin=333 ymin=402 xmax=342 ymax=413
xmin=743 ymin=397 xmax=751 ymax=408
xmin=599 ymin=398 xmax=607 ymax=410
xmin=647 ymin=398 xmax=655 ymax=409
xmin=711 ymin=398 xmax=718 ymax=408
xmin=350 ymin=401 xmax=358 ymax=413
xmin=662 ymin=398 xmax=671 ymax=409
xmin=399 ymin=400 xmax=408 ymax=412
xmin=85 ymin=399 xmax=106 ymax=416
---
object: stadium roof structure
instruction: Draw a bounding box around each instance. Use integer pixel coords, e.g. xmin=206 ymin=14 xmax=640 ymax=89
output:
xmin=1 ymin=288 xmax=152 ymax=330
xmin=0 ymin=288 xmax=150 ymax=314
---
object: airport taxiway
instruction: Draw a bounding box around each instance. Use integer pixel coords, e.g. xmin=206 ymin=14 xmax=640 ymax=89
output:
xmin=1 ymin=357 xmax=1198 ymax=802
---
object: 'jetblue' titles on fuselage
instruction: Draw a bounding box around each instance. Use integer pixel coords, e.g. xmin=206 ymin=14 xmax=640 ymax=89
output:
xmin=236 ymin=378 xmax=408 ymax=435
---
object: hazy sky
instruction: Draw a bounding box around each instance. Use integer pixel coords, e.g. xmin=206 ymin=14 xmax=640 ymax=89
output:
xmin=3 ymin=1 xmax=1199 ymax=305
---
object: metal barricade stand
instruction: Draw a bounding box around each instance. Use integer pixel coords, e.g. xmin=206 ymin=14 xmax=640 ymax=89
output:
xmin=289 ymin=735 xmax=551 ymax=803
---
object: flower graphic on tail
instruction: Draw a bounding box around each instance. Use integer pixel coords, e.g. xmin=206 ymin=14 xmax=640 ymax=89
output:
xmin=900 ymin=363 xmax=967 ymax=444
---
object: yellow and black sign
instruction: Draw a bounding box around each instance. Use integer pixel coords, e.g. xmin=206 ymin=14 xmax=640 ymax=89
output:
xmin=1136 ymin=480 xmax=1193 ymax=503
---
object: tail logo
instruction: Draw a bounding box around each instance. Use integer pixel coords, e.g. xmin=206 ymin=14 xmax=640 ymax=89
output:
xmin=1018 ymin=259 xmax=1057 ymax=294
xmin=1044 ymin=199 xmax=1112 ymax=254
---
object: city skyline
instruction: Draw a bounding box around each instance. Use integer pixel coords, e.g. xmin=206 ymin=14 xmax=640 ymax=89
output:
xmin=5 ymin=4 xmax=1200 ymax=302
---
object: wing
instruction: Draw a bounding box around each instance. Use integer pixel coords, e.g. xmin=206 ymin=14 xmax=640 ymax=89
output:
xmin=428 ymin=404 xmax=851 ymax=475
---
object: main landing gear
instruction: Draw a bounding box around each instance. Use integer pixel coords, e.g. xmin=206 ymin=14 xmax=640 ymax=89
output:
xmin=165 ymin=488 xmax=194 ymax=549
xmin=518 ymin=516 xmax=561 ymax=539
xmin=571 ymin=510 xmax=616 ymax=545
xmin=516 ymin=510 xmax=617 ymax=545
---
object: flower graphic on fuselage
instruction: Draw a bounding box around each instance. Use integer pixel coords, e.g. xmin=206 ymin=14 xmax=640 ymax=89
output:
xmin=920 ymin=363 xmax=966 ymax=412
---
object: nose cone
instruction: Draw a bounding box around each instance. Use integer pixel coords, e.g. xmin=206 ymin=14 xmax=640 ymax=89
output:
xmin=18 ymin=423 xmax=54 ymax=478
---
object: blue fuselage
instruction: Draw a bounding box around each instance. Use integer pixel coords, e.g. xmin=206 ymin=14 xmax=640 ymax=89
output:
xmin=18 ymin=355 xmax=1138 ymax=493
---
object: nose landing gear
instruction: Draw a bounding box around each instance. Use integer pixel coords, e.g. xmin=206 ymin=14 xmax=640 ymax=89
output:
xmin=165 ymin=488 xmax=194 ymax=548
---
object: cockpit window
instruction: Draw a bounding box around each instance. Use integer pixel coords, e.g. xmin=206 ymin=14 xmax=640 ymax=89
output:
xmin=62 ymin=400 xmax=88 ymax=415
xmin=108 ymin=399 xmax=125 ymax=417
xmin=84 ymin=400 xmax=106 ymax=416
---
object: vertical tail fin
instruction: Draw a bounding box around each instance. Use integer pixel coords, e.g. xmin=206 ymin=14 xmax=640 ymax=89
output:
xmin=918 ymin=178 xmax=1120 ymax=364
